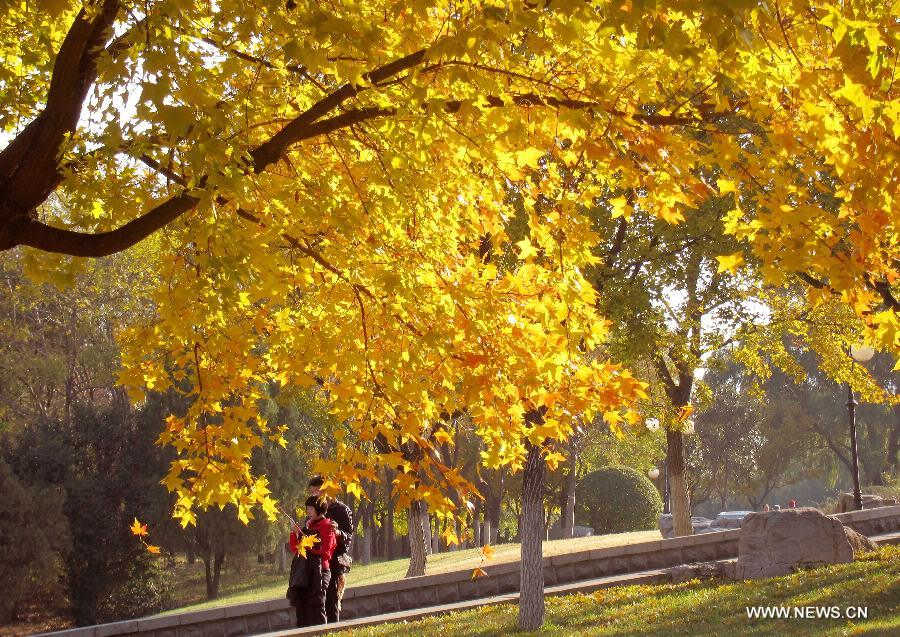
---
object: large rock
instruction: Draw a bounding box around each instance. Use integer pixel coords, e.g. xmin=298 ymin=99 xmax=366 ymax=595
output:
xmin=835 ymin=492 xmax=899 ymax=513
xmin=737 ymin=507 xmax=876 ymax=579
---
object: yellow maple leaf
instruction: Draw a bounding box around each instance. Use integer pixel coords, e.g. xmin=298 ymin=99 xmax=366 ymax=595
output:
xmin=716 ymin=178 xmax=738 ymax=194
xmin=716 ymin=252 xmax=745 ymax=274
xmin=433 ymin=428 xmax=454 ymax=445
xmin=481 ymin=544 xmax=495 ymax=560
xmin=130 ymin=518 xmax=149 ymax=537
xmin=544 ymin=451 xmax=566 ymax=471
xmin=609 ymin=196 xmax=631 ymax=220
xmin=346 ymin=481 xmax=363 ymax=500
xmin=516 ymin=238 xmax=539 ymax=261
xmin=295 ymin=533 xmax=320 ymax=557
xmin=146 ymin=545 xmax=161 ymax=554
xmin=472 ymin=567 xmax=487 ymax=579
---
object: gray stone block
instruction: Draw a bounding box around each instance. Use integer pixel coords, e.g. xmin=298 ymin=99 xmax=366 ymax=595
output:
xmin=693 ymin=542 xmax=720 ymax=562
xmin=574 ymin=560 xmax=597 ymax=580
xmin=554 ymin=564 xmax=578 ymax=584
xmin=96 ymin=621 xmax=137 ymax=637
xmin=348 ymin=594 xmax=381 ymax=618
xmin=610 ymin=557 xmax=631 ymax=574
xmin=457 ymin=578 xmax=480 ymax=599
xmin=496 ymin=571 xmax=520 ymax=593
xmin=542 ymin=564 xmax=558 ymax=586
xmin=435 ymin=582 xmax=460 ymax=604
xmin=717 ymin=540 xmax=739 ymax=558
xmin=176 ymin=623 xmax=219 ymax=637
xmin=267 ymin=609 xmax=294 ymax=631
xmin=378 ymin=593 xmax=401 ymax=613
xmin=626 ymin=554 xmax=650 ymax=572
xmin=244 ymin=612 xmax=271 ymax=634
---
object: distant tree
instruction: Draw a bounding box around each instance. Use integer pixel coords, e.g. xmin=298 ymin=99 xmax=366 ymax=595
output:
xmin=692 ymin=359 xmax=821 ymax=510
xmin=0 ymin=457 xmax=69 ymax=623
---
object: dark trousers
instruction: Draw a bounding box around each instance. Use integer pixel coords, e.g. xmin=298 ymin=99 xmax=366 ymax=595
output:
xmin=325 ymin=568 xmax=344 ymax=623
xmin=295 ymin=569 xmax=331 ymax=627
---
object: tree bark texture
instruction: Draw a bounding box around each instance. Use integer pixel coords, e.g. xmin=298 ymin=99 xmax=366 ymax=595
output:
xmin=405 ymin=500 xmax=428 ymax=577
xmin=518 ymin=442 xmax=546 ymax=631
xmin=667 ymin=429 xmax=692 ymax=536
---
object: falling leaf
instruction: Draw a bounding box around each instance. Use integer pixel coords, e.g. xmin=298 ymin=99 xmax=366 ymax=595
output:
xmin=130 ymin=518 xmax=149 ymax=537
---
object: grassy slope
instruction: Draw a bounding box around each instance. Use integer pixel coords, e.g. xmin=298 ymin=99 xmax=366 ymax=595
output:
xmin=160 ymin=530 xmax=661 ymax=615
xmin=333 ymin=546 xmax=900 ymax=636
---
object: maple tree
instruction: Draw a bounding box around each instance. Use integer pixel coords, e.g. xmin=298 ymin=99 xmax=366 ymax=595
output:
xmin=2 ymin=0 xmax=898 ymax=629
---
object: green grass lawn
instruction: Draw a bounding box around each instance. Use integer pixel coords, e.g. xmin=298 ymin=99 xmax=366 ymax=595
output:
xmin=333 ymin=545 xmax=900 ymax=636
xmin=160 ymin=530 xmax=661 ymax=615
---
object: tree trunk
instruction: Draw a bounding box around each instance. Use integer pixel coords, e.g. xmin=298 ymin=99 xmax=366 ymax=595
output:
xmin=485 ymin=467 xmax=505 ymax=544
xmin=276 ymin=538 xmax=287 ymax=575
xmin=886 ymin=404 xmax=899 ymax=477
xmin=474 ymin=504 xmax=482 ymax=547
xmin=482 ymin=519 xmax=492 ymax=547
xmin=405 ymin=500 xmax=429 ymax=577
xmin=204 ymin=546 xmax=225 ymax=600
xmin=360 ymin=527 xmax=373 ymax=565
xmin=422 ymin=511 xmax=433 ymax=556
xmin=518 ymin=442 xmax=546 ymax=631
xmin=209 ymin=549 xmax=225 ymax=599
xmin=560 ymin=438 xmax=577 ymax=538
xmin=667 ymin=430 xmax=692 ymax=537
xmin=385 ymin=471 xmax=396 ymax=559
xmin=431 ymin=516 xmax=441 ymax=554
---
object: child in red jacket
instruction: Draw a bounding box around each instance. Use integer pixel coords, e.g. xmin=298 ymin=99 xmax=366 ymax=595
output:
xmin=290 ymin=495 xmax=337 ymax=626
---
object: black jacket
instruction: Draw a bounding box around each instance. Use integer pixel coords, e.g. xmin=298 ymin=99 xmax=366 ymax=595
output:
xmin=327 ymin=499 xmax=353 ymax=564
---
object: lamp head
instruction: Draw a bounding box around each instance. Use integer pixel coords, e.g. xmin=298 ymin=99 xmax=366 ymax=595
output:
xmin=648 ymin=468 xmax=660 ymax=480
xmin=850 ymin=344 xmax=875 ymax=363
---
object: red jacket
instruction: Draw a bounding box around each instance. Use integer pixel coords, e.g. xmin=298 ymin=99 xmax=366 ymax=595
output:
xmin=290 ymin=517 xmax=337 ymax=570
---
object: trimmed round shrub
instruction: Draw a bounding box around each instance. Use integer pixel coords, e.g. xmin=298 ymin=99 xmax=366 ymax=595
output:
xmin=575 ymin=466 xmax=663 ymax=534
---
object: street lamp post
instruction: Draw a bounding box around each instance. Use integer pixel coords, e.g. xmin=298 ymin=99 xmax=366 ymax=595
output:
xmin=656 ymin=459 xmax=670 ymax=514
xmin=848 ymin=344 xmax=875 ymax=511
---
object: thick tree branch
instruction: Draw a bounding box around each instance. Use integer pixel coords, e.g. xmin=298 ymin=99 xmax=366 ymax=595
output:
xmin=1 ymin=32 xmax=731 ymax=257
xmin=249 ymin=48 xmax=426 ymax=170
xmin=0 ymin=0 xmax=120 ymax=203
xmin=16 ymin=192 xmax=199 ymax=257
xmin=6 ymin=106 xmax=393 ymax=254
xmin=864 ymin=274 xmax=900 ymax=312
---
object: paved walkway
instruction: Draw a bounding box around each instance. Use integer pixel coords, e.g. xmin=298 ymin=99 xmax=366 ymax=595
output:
xmin=256 ymin=531 xmax=900 ymax=636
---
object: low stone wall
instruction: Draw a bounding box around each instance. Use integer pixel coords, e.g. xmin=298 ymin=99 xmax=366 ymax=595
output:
xmin=834 ymin=504 xmax=900 ymax=536
xmin=44 ymin=505 xmax=900 ymax=637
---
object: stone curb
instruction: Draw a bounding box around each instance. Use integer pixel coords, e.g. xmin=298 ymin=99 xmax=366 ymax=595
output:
xmin=35 ymin=507 xmax=900 ymax=637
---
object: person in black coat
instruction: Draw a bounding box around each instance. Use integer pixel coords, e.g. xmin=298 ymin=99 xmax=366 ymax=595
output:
xmin=308 ymin=475 xmax=353 ymax=623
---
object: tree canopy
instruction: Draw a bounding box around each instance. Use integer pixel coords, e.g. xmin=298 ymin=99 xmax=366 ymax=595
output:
xmin=0 ymin=1 xmax=897 ymax=531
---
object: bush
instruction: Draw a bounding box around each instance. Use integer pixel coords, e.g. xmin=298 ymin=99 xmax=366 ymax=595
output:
xmin=97 ymin=555 xmax=173 ymax=621
xmin=575 ymin=466 xmax=663 ymax=534
xmin=0 ymin=458 xmax=70 ymax=623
